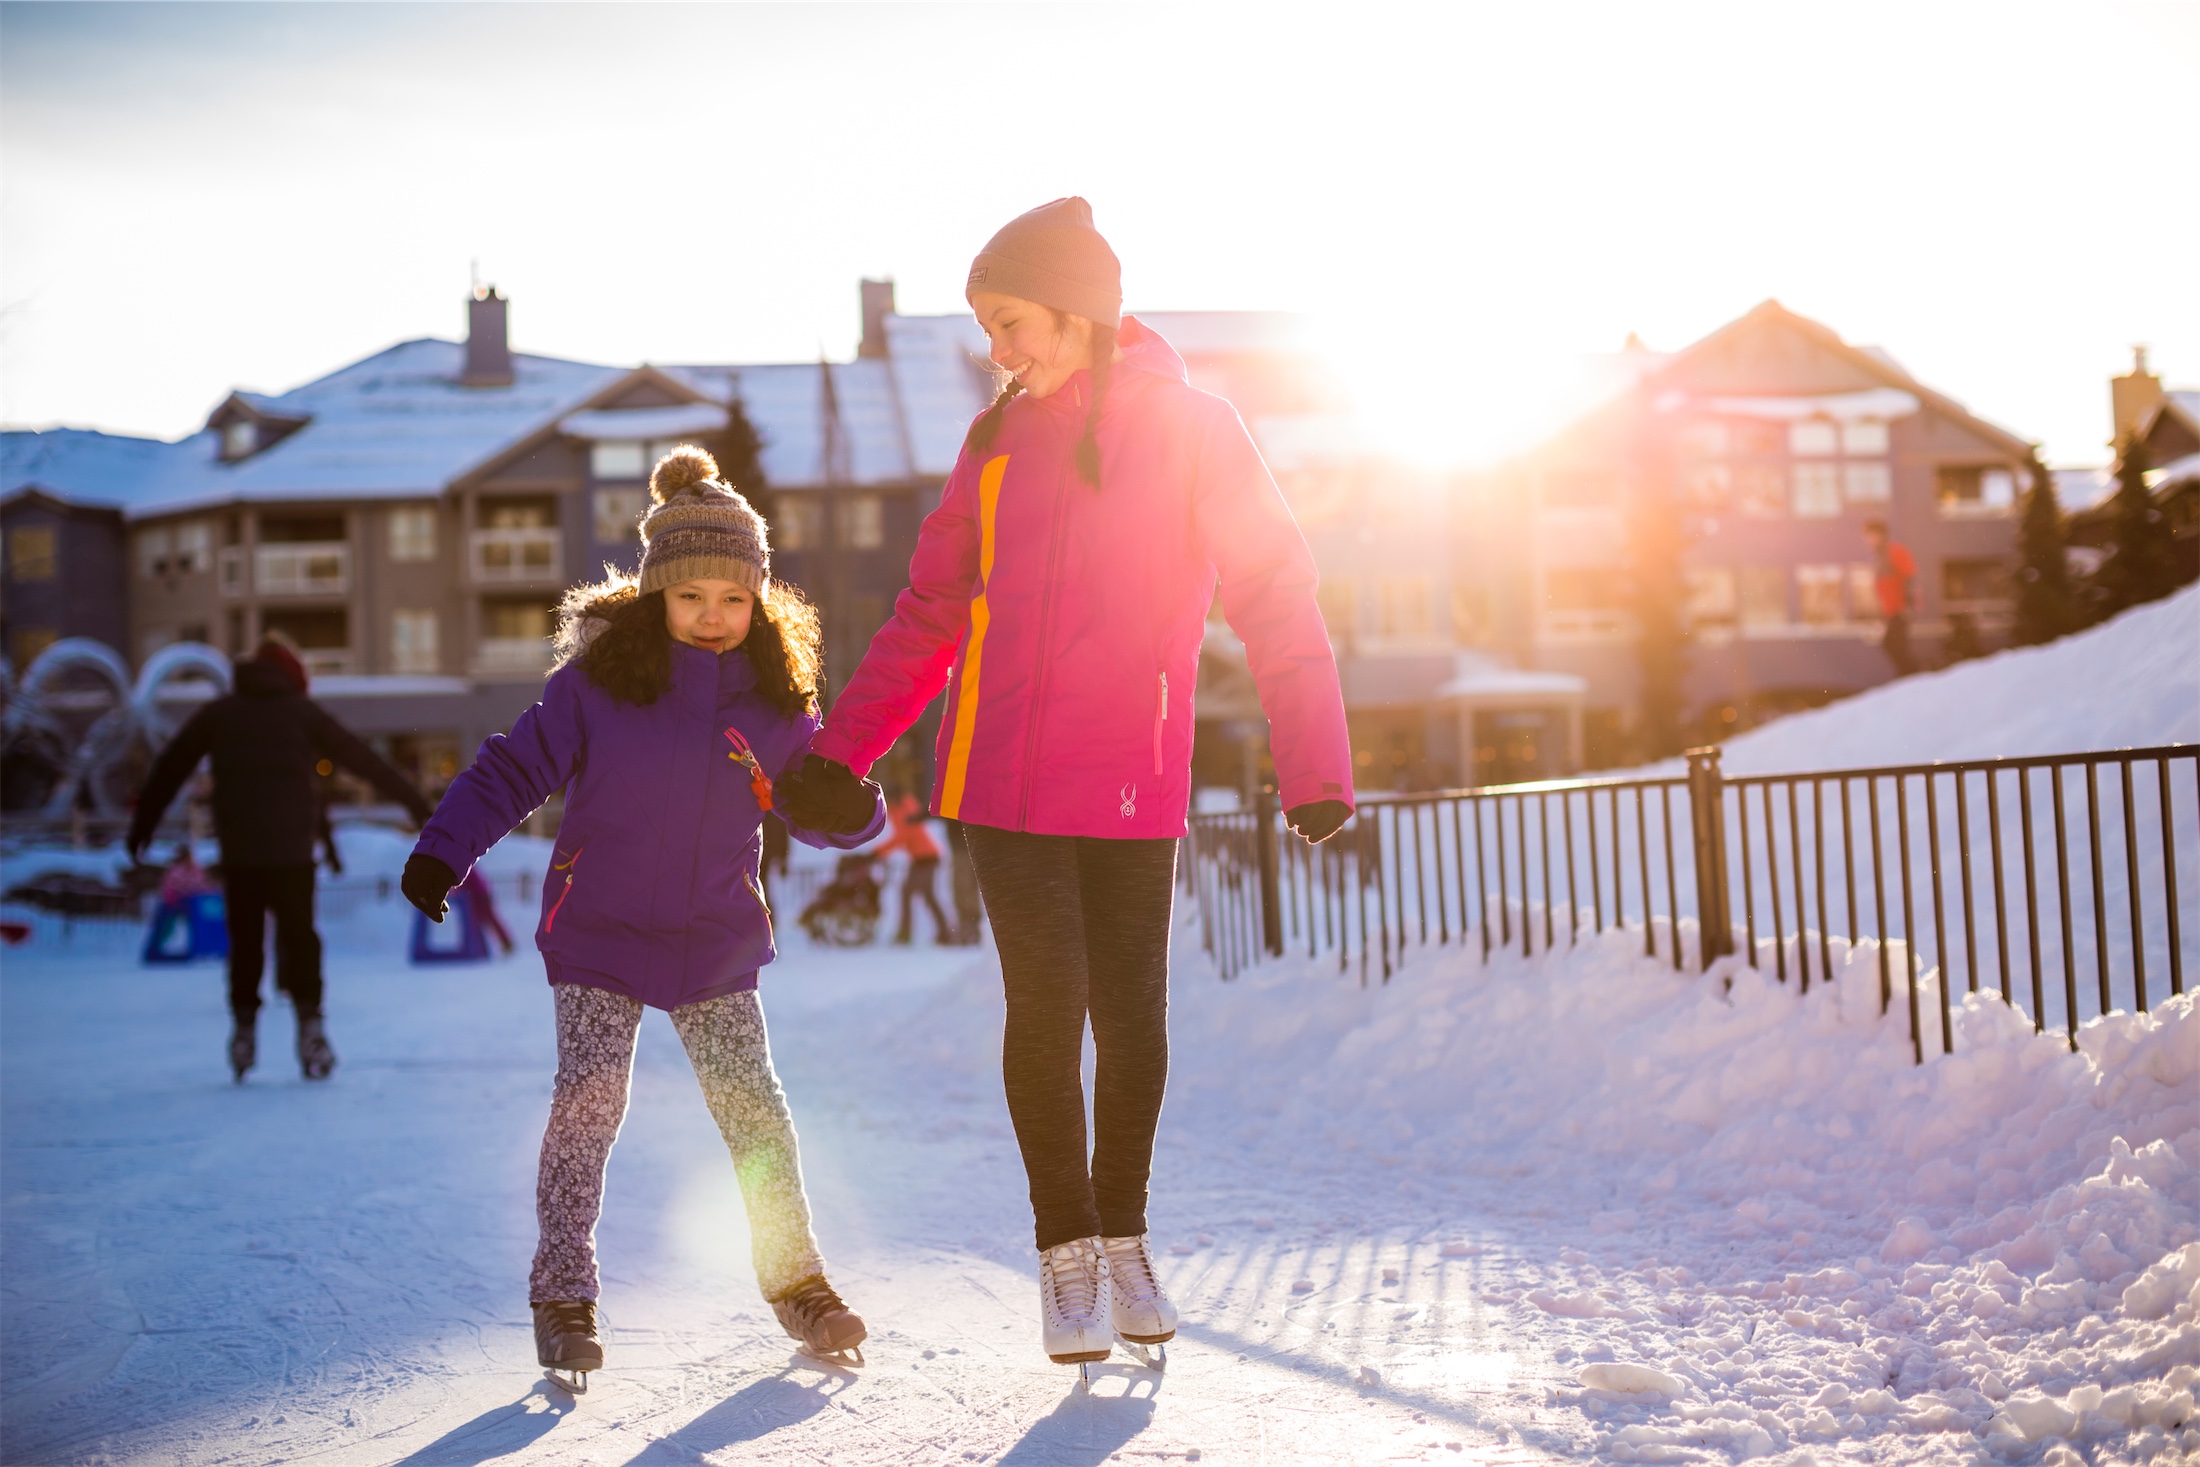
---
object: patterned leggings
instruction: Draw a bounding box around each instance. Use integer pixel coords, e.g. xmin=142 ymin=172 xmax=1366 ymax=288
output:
xmin=529 ymin=981 xmax=825 ymax=1304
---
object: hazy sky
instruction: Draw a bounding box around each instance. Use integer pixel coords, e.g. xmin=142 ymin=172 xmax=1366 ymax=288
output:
xmin=3 ymin=2 xmax=2195 ymax=467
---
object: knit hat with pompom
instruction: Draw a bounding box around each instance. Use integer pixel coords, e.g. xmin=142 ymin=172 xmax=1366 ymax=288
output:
xmin=637 ymin=445 xmax=770 ymax=596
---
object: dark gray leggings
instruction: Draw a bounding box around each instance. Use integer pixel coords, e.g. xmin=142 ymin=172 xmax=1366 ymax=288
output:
xmin=960 ymin=826 xmax=1178 ymax=1250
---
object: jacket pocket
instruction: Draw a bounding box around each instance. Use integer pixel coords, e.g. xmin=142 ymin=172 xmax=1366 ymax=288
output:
xmin=543 ymin=846 xmax=583 ymax=933
xmin=744 ymin=869 xmax=774 ymax=944
xmin=1153 ymin=671 xmax=1168 ymax=777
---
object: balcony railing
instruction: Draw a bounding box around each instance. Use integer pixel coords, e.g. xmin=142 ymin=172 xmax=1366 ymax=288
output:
xmin=474 ymin=637 xmax=554 ymax=678
xmin=471 ymin=528 xmax=561 ymax=584
xmin=255 ymin=543 xmax=350 ymax=597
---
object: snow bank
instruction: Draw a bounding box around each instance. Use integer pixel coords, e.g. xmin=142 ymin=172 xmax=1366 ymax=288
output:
xmin=1715 ymin=583 xmax=2200 ymax=774
xmin=871 ymin=917 xmax=2199 ymax=1460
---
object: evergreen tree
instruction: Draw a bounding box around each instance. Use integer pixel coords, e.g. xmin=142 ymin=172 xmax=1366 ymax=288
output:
xmin=1628 ymin=401 xmax=1689 ymax=759
xmin=710 ymin=395 xmax=768 ymax=496
xmin=2093 ymin=432 xmax=2180 ymax=617
xmin=2012 ymin=454 xmax=2077 ymax=645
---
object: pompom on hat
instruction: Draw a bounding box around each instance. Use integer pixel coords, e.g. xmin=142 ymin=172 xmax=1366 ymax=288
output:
xmin=636 ymin=446 xmax=770 ymax=596
xmin=965 ymin=196 xmax=1121 ymax=329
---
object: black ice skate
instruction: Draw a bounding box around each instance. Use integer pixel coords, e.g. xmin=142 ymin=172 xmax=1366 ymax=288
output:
xmin=533 ymin=1300 xmax=603 ymax=1394
xmin=229 ymin=1019 xmax=256 ymax=1083
xmin=771 ymin=1274 xmax=866 ymax=1366
xmin=296 ymin=1014 xmax=336 ymax=1081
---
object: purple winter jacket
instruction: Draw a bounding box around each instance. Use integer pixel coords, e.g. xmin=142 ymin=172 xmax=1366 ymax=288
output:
xmin=412 ymin=642 xmax=883 ymax=1010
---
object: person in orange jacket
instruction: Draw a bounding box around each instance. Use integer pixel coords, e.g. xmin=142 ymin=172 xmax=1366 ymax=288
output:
xmin=1864 ymin=519 xmax=1918 ymax=675
xmin=877 ymin=790 xmax=952 ymax=944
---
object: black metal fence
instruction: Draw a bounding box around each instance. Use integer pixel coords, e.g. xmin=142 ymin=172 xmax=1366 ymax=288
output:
xmin=1185 ymin=743 xmax=2197 ymax=1061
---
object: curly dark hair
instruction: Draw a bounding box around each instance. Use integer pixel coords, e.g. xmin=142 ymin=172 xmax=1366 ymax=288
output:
xmin=555 ymin=573 xmax=823 ymax=718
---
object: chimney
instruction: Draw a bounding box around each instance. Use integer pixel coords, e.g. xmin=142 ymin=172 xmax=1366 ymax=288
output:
xmin=858 ymin=278 xmax=895 ymax=360
xmin=2111 ymin=344 xmax=2162 ymax=450
xmin=463 ymin=286 xmax=514 ymax=387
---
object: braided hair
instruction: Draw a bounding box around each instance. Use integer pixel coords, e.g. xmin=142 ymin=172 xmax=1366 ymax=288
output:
xmin=961 ymin=311 xmax=1118 ymax=488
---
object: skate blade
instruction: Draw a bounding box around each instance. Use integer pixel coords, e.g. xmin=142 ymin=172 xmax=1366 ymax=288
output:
xmin=1116 ymin=1337 xmax=1168 ymax=1370
xmin=798 ymin=1342 xmax=865 ymax=1368
xmin=545 ymin=1367 xmax=589 ymax=1395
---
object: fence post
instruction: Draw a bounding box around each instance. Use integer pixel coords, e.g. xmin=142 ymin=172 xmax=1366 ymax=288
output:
xmin=1685 ymin=746 xmax=1733 ymax=969
xmin=1255 ymin=783 xmax=1284 ymax=957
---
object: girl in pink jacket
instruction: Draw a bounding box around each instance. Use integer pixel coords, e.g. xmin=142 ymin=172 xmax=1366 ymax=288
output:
xmin=779 ymin=197 xmax=1353 ymax=1368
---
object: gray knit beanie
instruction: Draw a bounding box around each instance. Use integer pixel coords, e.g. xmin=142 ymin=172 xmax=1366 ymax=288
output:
xmin=965 ymin=196 xmax=1122 ymax=328
xmin=636 ymin=446 xmax=769 ymax=596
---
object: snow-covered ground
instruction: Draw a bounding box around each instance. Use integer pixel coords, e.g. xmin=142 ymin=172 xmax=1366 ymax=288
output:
xmin=4 ymin=827 xmax=2195 ymax=1465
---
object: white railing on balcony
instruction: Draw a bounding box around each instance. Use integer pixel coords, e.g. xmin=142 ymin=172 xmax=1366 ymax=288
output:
xmin=255 ymin=543 xmax=350 ymax=597
xmin=471 ymin=528 xmax=562 ymax=584
xmin=299 ymin=650 xmax=353 ymax=677
xmin=474 ymin=637 xmax=555 ymax=678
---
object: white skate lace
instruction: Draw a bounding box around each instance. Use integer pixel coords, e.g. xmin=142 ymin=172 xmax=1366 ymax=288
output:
xmin=1042 ymin=1241 xmax=1103 ymax=1323
xmin=1103 ymin=1235 xmax=1162 ymax=1305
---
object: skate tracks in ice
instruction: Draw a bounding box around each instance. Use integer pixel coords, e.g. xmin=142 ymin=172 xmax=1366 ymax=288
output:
xmin=2 ymin=919 xmax=1575 ymax=1464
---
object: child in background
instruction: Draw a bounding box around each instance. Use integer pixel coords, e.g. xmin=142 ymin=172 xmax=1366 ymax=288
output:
xmin=401 ymin=447 xmax=882 ymax=1390
xmin=878 ymin=791 xmax=952 ymax=944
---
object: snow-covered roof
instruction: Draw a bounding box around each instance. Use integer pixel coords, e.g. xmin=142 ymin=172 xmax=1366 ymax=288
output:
xmin=2054 ymin=466 xmax=2116 ymax=512
xmin=2 ymin=427 xmax=180 ymax=511
xmin=2154 ymin=451 xmax=2200 ymax=489
xmin=559 ymin=403 xmax=727 ymax=441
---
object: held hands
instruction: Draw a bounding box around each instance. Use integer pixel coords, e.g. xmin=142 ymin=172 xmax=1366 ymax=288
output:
xmin=1285 ymin=799 xmax=1351 ymax=844
xmin=402 ymin=853 xmax=458 ymax=922
xmin=776 ymin=754 xmax=882 ymax=836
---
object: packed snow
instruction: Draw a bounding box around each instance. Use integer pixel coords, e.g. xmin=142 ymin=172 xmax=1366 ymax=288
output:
xmin=1705 ymin=584 xmax=2200 ymax=775
xmin=4 ymin=818 xmax=2195 ymax=1464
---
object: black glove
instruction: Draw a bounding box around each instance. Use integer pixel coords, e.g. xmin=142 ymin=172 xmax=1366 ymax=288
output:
xmin=776 ymin=754 xmax=881 ymax=836
xmin=402 ymin=853 xmax=458 ymax=922
xmin=1286 ymin=799 xmax=1351 ymax=844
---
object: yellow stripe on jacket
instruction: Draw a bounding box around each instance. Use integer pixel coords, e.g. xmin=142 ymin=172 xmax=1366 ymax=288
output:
xmin=937 ymin=455 xmax=1009 ymax=819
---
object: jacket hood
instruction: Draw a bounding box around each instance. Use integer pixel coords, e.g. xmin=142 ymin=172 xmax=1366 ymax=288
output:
xmin=233 ymin=660 xmax=302 ymax=697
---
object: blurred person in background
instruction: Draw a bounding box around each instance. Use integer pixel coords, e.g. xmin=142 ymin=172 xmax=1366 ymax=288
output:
xmin=1864 ymin=518 xmax=1918 ymax=676
xmin=878 ymin=789 xmax=952 ymax=945
xmin=127 ymin=639 xmax=433 ymax=1083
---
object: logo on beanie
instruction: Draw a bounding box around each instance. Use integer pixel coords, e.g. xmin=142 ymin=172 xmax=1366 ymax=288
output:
xmin=967 ymin=266 xmax=988 ymax=287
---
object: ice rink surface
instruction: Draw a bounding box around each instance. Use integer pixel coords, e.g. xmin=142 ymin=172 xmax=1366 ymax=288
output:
xmin=4 ymin=862 xmax=2195 ymax=1464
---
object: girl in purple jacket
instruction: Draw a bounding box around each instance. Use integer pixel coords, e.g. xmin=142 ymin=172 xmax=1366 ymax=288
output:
xmin=778 ymin=200 xmax=1355 ymax=1370
xmin=403 ymin=447 xmax=882 ymax=1389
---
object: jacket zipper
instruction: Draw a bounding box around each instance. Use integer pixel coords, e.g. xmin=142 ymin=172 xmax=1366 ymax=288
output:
xmin=543 ymin=846 xmax=582 ymax=933
xmin=1016 ymin=454 xmax=1075 ymax=829
xmin=1153 ymin=671 xmax=1168 ymax=776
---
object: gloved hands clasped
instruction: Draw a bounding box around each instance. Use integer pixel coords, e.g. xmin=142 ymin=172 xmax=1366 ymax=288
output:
xmin=402 ymin=853 xmax=459 ymax=922
xmin=1285 ymin=798 xmax=1351 ymax=844
xmin=776 ymin=754 xmax=883 ymax=836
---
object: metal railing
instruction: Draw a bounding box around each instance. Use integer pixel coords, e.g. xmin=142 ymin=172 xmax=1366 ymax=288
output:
xmin=1185 ymin=743 xmax=2197 ymax=1062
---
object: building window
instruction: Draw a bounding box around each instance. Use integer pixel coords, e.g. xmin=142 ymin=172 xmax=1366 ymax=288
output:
xmin=1796 ymin=564 xmax=1847 ymax=625
xmin=1735 ymin=465 xmax=1786 ymax=518
xmin=1374 ymin=576 xmax=1434 ymax=640
xmin=1847 ymin=564 xmax=1880 ymax=621
xmin=774 ymin=496 xmax=826 ymax=551
xmin=1791 ymin=462 xmax=1842 ymax=518
xmin=391 ymin=610 xmax=440 ymax=675
xmin=478 ymin=597 xmax=556 ymax=676
xmin=1544 ymin=568 xmax=1629 ymax=613
xmin=1938 ymin=465 xmax=2017 ymax=516
xmin=8 ymin=526 xmax=58 ymax=582
xmin=12 ymin=627 xmax=60 ymax=665
xmin=390 ymin=506 xmax=438 ymax=562
xmin=591 ymin=441 xmax=647 ymax=480
xmin=593 ymin=488 xmax=647 ymax=544
xmin=480 ymin=497 xmax=554 ymax=530
xmin=1789 ymin=420 xmax=1838 ymax=457
xmin=1943 ymin=557 xmax=2013 ymax=606
xmin=1739 ymin=566 xmax=1789 ymax=628
xmin=1842 ymin=419 xmax=1890 ymax=456
xmin=1732 ymin=421 xmax=1784 ymax=457
xmin=1681 ymin=462 xmax=1731 ymax=512
xmin=1844 ymin=463 xmax=1892 ymax=504
xmin=175 ymin=521 xmax=212 ymax=573
xmin=1317 ymin=577 xmax=1358 ymax=639
xmin=138 ymin=526 xmax=173 ymax=577
xmin=261 ymin=608 xmax=350 ymax=676
xmin=222 ymin=420 xmax=257 ymax=460
xmin=1685 ymin=567 xmax=1737 ymax=627
xmin=140 ymin=627 xmax=177 ymax=661
xmin=835 ymin=494 xmax=884 ymax=551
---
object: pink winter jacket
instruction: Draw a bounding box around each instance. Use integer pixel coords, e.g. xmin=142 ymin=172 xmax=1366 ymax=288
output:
xmin=810 ymin=316 xmax=1354 ymax=839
